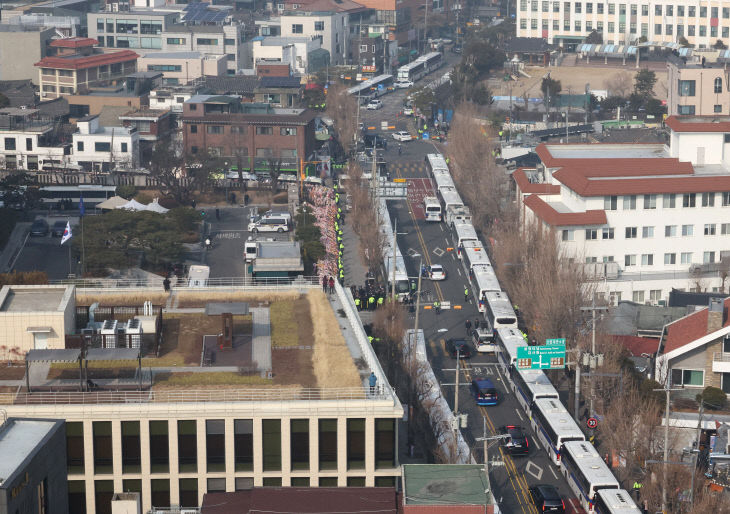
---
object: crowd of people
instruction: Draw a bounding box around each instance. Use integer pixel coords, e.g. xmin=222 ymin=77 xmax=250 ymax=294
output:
xmin=350 ymin=284 xmax=389 ymax=311
xmin=305 ymin=185 xmax=339 ymax=282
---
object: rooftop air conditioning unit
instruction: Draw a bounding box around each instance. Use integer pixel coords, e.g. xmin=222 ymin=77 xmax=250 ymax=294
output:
xmin=125 ymin=319 xmax=142 ymax=349
xmin=100 ymin=319 xmax=118 ymax=348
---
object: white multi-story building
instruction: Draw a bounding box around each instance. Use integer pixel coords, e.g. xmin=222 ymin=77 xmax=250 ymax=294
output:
xmin=0 ymin=107 xmax=70 ymax=171
xmin=513 ymin=115 xmax=730 ymax=305
xmin=516 ymin=0 xmax=730 ymax=49
xmin=252 ymin=35 xmax=322 ymax=75
xmin=72 ymin=114 xmax=140 ymax=171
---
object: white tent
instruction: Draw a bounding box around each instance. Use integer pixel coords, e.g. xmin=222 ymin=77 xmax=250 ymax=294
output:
xmin=96 ymin=195 xmax=129 ymax=210
xmin=145 ymin=198 xmax=169 ymax=213
xmin=119 ymin=199 xmax=147 ymax=211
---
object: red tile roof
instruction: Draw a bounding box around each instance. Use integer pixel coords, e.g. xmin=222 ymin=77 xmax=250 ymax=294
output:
xmin=611 ymin=335 xmax=660 ymax=357
xmin=665 ymin=115 xmax=730 ymax=133
xmin=663 ymin=298 xmax=730 ymax=354
xmin=523 ymin=194 xmax=607 ymax=226
xmin=50 ymin=37 xmax=98 ymax=48
xmin=35 ymin=50 xmax=138 ymax=70
xmin=512 ymin=168 xmax=561 ymax=194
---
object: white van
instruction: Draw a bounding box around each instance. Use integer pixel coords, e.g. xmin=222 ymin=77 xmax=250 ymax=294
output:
xmin=248 ymin=216 xmax=289 ymax=233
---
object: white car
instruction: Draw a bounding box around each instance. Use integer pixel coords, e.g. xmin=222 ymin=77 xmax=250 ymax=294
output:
xmin=395 ymin=80 xmax=414 ymax=89
xmin=427 ymin=264 xmax=446 ymax=281
xmin=403 ymin=106 xmax=414 ymax=116
xmin=366 ymin=99 xmax=383 ymax=110
xmin=392 ymin=131 xmax=413 ymax=142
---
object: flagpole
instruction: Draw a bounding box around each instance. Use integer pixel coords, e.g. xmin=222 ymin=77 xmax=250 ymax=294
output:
xmin=68 ymin=218 xmax=72 ymax=277
xmin=81 ymin=217 xmax=85 ymax=276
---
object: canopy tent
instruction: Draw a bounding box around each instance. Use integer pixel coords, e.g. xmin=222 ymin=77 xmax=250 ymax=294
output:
xmin=25 ymin=349 xmax=82 ymax=392
xmin=120 ymin=199 xmax=147 ymax=211
xmin=96 ymin=195 xmax=129 ymax=210
xmin=144 ymin=198 xmax=169 ymax=213
xmin=84 ymin=347 xmax=143 ymax=390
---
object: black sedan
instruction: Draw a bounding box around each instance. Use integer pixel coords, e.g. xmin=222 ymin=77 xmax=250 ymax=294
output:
xmin=446 ymin=338 xmax=473 ymax=359
xmin=51 ymin=220 xmax=67 ymax=237
xmin=529 ymin=484 xmax=565 ymax=513
xmin=500 ymin=425 xmax=529 ymax=456
xmin=30 ymin=218 xmax=49 ymax=237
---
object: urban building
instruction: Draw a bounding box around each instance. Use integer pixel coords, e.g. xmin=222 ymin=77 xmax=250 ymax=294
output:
xmin=252 ymin=35 xmax=323 ymax=75
xmin=400 ymin=464 xmax=495 ymax=513
xmin=87 ymin=10 xmax=179 ymax=51
xmin=0 ymin=418 xmax=68 ymax=514
xmin=516 ymin=0 xmax=730 ymax=49
xmin=149 ymin=87 xmax=195 ymax=114
xmin=182 ymin=95 xmax=316 ymax=167
xmin=34 ymin=38 xmax=138 ymax=100
xmin=4 ymin=8 xmax=84 ymax=38
xmin=72 ymin=114 xmax=140 ymax=171
xmin=667 ymin=55 xmax=730 ymax=116
xmin=0 ymin=284 xmax=402 ymax=514
xmin=138 ymin=51 xmax=227 ymax=85
xmin=513 ymin=115 xmax=730 ymax=305
xmin=0 ymin=107 xmax=71 ymax=171
xmin=161 ymin=23 xmax=246 ymax=75
xmin=66 ymin=71 xmax=162 ymax=120
xmin=0 ymin=25 xmax=55 ymax=84
xmin=254 ymin=76 xmax=303 ymax=108
xmin=349 ymin=33 xmax=386 ymax=73
xmin=655 ymin=297 xmax=730 ymax=394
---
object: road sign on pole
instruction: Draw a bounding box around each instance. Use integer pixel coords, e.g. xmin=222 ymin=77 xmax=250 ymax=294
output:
xmin=516 ymin=343 xmax=566 ymax=370
xmin=586 ymin=417 xmax=598 ymax=429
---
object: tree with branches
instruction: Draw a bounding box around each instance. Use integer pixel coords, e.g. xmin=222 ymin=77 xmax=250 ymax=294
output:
xmin=325 ymin=83 xmax=359 ymax=155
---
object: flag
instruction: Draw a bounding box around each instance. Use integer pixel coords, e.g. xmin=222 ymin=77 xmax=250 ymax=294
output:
xmin=79 ymin=194 xmax=85 ymax=217
xmin=60 ymin=221 xmax=72 ymax=245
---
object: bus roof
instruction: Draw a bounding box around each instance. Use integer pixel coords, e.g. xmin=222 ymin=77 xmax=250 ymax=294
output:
xmin=439 ymin=188 xmax=463 ymax=207
xmin=433 ymin=171 xmax=455 ymax=190
xmin=423 ymin=195 xmax=439 ymax=204
xmin=534 ymin=399 xmax=585 ymax=438
xmin=399 ymin=60 xmax=425 ymax=71
xmin=497 ymin=327 xmax=527 ymax=361
xmin=473 ymin=266 xmax=500 ymax=293
xmin=562 ymin=440 xmax=620 ymax=486
xmin=426 ymin=153 xmax=449 ymax=171
xmin=417 ymin=51 xmax=442 ymax=62
xmin=347 ymin=74 xmax=393 ymax=95
xmin=463 ymin=241 xmax=489 ymax=266
xmin=594 ymin=490 xmax=642 ymax=512
xmin=454 ymin=223 xmax=478 ymax=242
xmin=515 ymin=368 xmax=559 ymax=399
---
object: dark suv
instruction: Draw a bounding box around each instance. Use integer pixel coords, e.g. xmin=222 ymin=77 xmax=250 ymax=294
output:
xmin=500 ymin=425 xmax=529 ymax=455
xmin=529 ymin=484 xmax=565 ymax=513
xmin=446 ymin=338 xmax=472 ymax=359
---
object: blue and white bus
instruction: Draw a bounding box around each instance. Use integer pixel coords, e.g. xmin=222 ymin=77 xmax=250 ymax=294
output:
xmin=593 ymin=489 xmax=642 ymax=514
xmin=511 ymin=368 xmax=560 ymax=414
xmin=483 ymin=290 xmax=518 ymax=329
xmin=561 ymin=440 xmax=620 ymax=512
xmin=495 ymin=327 xmax=527 ymax=374
xmin=531 ymin=398 xmax=585 ymax=465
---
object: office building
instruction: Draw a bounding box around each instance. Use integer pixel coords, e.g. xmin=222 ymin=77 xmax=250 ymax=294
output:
xmin=667 ymin=54 xmax=730 ymax=116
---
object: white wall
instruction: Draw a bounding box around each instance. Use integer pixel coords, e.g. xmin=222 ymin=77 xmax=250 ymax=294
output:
xmin=674 ymin=132 xmax=724 ymax=165
xmin=72 ymin=129 xmax=139 ymax=168
xmin=279 ymin=12 xmax=346 ymax=64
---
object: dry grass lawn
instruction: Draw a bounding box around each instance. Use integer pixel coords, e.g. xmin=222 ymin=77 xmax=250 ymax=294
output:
xmin=176 ymin=290 xmax=301 ymax=308
xmin=153 ymin=371 xmax=273 ymax=388
xmin=0 ymin=365 xmax=26 ymax=380
xmin=76 ymin=292 xmax=169 ymax=306
xmin=308 ymin=290 xmax=360 ymax=388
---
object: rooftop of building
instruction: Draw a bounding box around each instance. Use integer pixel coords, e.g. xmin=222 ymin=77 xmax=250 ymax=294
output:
xmin=280 ymin=0 xmax=368 ymax=14
xmin=119 ymin=108 xmax=170 ymax=120
xmin=0 ymin=285 xmax=74 ymax=313
xmin=166 ymin=23 xmax=231 ymax=34
xmin=401 ymin=464 xmax=491 ymax=506
xmin=0 ymin=24 xmax=53 ymax=33
xmin=49 ymin=36 xmax=97 ymax=48
xmin=665 ymin=115 xmax=730 ymax=133
xmin=35 ymin=49 xmax=139 ymax=70
xmin=663 ymin=297 xmax=730 ymax=354
xmin=0 ymin=418 xmax=63 ymax=488
xmin=254 ymin=35 xmax=318 ymax=46
xmin=93 ymin=9 xmax=176 ymax=17
xmin=140 ymin=50 xmax=203 ymax=59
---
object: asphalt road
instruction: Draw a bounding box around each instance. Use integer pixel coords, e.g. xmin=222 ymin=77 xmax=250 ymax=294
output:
xmin=13 ymin=215 xmax=77 ymax=279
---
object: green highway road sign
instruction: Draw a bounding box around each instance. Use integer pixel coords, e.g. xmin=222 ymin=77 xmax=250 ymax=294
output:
xmin=516 ymin=343 xmax=566 ymax=370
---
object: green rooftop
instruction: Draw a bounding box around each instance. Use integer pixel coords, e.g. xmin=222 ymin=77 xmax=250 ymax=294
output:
xmin=402 ymin=464 xmax=491 ymax=506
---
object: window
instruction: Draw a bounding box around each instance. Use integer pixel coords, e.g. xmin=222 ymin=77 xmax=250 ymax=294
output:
xmin=664 ymin=253 xmax=676 ymax=265
xmin=715 ymin=77 xmax=723 ymax=94
xmin=167 ymin=37 xmax=185 ymax=44
xmin=235 ymin=477 xmax=253 ymax=491
xmin=603 ymin=256 xmax=614 ymax=262
xmin=575 ymin=21 xmax=581 ymax=31
xmin=147 ymin=64 xmax=182 ymax=72
xmin=120 ymin=142 xmax=128 ymax=153
xmin=665 ymin=225 xmax=677 ymax=237
xmin=178 ymin=420 xmax=197 ymax=473
xmin=586 ymin=256 xmax=597 ymax=263
xmin=689 ymin=25 xmax=695 ymax=36
xmin=586 ymin=2 xmax=592 ymax=13
xmin=234 ymin=419 xmax=253 ymax=471
xmin=121 ymin=421 xmax=141 ymax=474
xmin=655 ymin=23 xmax=662 ymax=35
xmin=179 ymin=479 xmax=198 ymax=508
xmin=93 ymin=421 xmax=113 ymax=474
xmin=598 ymin=3 xmax=604 ymax=14
xmin=650 ymin=290 xmax=662 ymax=303
xmin=95 ymin=481 xmax=114 ymax=514
xmin=678 ymin=105 xmax=696 ymax=115
xmin=609 ymin=22 xmax=615 ymax=32
xmin=702 ymin=192 xmax=715 ymax=207
xmin=671 ymin=369 xmax=704 ymax=387
xmin=681 ymin=252 xmax=693 ymax=264
xmin=704 ymin=224 xmax=717 ymax=235
xmin=642 ymin=226 xmax=654 ymax=238
xmin=291 ymin=419 xmax=310 ymax=471
xmin=643 ymin=194 xmax=656 ymax=209
xmin=722 ymin=223 xmax=730 ymax=235
xmin=206 ymin=420 xmax=225 ymax=472
xmin=677 ymin=25 xmax=684 ymax=36
xmin=604 ymin=195 xmax=617 ymax=210
xmin=623 ymin=195 xmax=637 ymax=210
xmin=151 ymin=479 xmax=170 ymax=508
xmin=642 ymin=4 xmax=648 ymax=15
xmin=280 ymin=127 xmax=297 ymax=136
xmin=520 ymin=19 xmax=527 ymax=29
xmin=230 ymin=126 xmax=245 ymax=134
xmin=678 ymin=5 xmax=684 ymax=16
xmin=666 ymin=24 xmax=673 ymax=35
xmin=712 ymin=6 xmax=719 ymax=17
xmin=666 ymin=4 xmax=672 ymax=16
xmin=77 ymin=141 xmax=84 ymax=152
xmin=562 ymin=229 xmax=574 ymax=241
xmin=608 ymin=3 xmax=615 ymax=14
xmin=624 ymin=254 xmax=636 ymax=266
xmin=723 ymin=192 xmax=730 ymax=206
xmin=314 ymin=21 xmax=324 ymax=30
xmin=632 ymin=290 xmax=645 ymax=303
xmin=704 ymin=251 xmax=716 ymax=263
xmin=553 ymin=1 xmax=560 ymax=12
xmin=700 ymin=6 xmax=707 ymax=17
xmin=95 ymin=142 xmax=111 ymax=152
xmin=4 ymin=137 xmax=15 ymax=151
xmin=262 ymin=419 xmax=281 ymax=471
xmin=68 ymin=481 xmax=86 ymax=514
xmin=196 ymin=38 xmax=218 ymax=45
xmin=625 ymin=227 xmax=637 ymax=238
xmin=678 ymin=80 xmax=696 ymax=97
xmin=602 ymin=227 xmax=614 ymax=239
xmin=553 ymin=20 xmax=559 ymax=30
xmin=149 ymin=421 xmax=169 ymax=473
xmin=654 ymin=4 xmax=661 ymax=15
xmin=375 ymin=419 xmax=395 ymax=469
xmin=347 ymin=419 xmax=366 ymax=469
xmin=256 ymin=126 xmax=273 ymax=135
xmin=700 ymin=26 xmax=707 ymax=37
xmin=66 ymin=422 xmax=85 ymax=474
xmin=256 ymin=148 xmax=273 ymax=157
xmin=585 ymin=229 xmax=597 ymax=240
xmin=319 ymin=419 xmax=337 ymax=470
xmin=641 ymin=254 xmax=654 ymax=266
xmin=292 ymin=24 xmax=303 ymax=33
xmin=575 ymin=2 xmax=581 ymax=13
xmin=683 ymin=193 xmax=696 ymax=207
xmin=207 ymin=125 xmax=224 ymax=134
xmin=682 ymin=224 xmax=694 ymax=236
xmin=716 ymin=105 xmax=723 ymax=113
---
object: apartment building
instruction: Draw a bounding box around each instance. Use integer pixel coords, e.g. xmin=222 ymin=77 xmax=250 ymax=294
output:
xmin=162 ymin=23 xmax=245 ymax=74
xmin=252 ymin=35 xmax=323 ymax=75
xmin=138 ymin=51 xmax=227 ymax=85
xmin=667 ymin=55 xmax=730 ymax=115
xmin=72 ymin=114 xmax=140 ymax=171
xmin=182 ymin=94 xmax=316 ymax=167
xmin=513 ymin=115 xmax=730 ymax=305
xmin=0 ymin=283 xmax=402 ymax=514
xmin=87 ymin=10 xmax=179 ymax=51
xmin=0 ymin=107 xmax=71 ymax=171
xmin=516 ymin=0 xmax=730 ymax=49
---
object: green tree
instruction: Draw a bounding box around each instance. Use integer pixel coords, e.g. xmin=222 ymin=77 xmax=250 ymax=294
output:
xmin=697 ymin=386 xmax=727 ymax=410
xmin=634 ymin=68 xmax=657 ymax=99
xmin=116 ymin=184 xmax=136 ymax=200
xmin=714 ymin=39 xmax=728 ymax=49
xmin=410 ymin=87 xmax=436 ymax=118
xmin=541 ymin=76 xmax=562 ymax=112
xmin=585 ymin=30 xmax=603 ymax=44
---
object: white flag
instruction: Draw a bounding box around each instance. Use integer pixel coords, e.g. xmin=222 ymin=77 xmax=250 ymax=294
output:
xmin=60 ymin=221 xmax=72 ymax=245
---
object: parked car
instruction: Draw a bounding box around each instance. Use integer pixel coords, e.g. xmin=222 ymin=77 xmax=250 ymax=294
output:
xmin=529 ymin=485 xmax=565 ymax=513
xmin=500 ymin=425 xmax=529 ymax=455
xmin=51 ymin=220 xmax=67 ymax=237
xmin=472 ymin=326 xmax=497 ymax=353
xmin=446 ymin=338 xmax=472 ymax=359
xmin=395 ymin=79 xmax=414 ymax=89
xmin=403 ymin=106 xmax=414 ymax=116
xmin=427 ymin=264 xmax=445 ymax=280
xmin=392 ymin=131 xmax=413 ymax=142
xmin=362 ymin=133 xmax=388 ymax=149
xmin=30 ymin=218 xmax=49 ymax=237
xmin=366 ymin=99 xmax=383 ymax=110
xmin=470 ymin=378 xmax=498 ymax=406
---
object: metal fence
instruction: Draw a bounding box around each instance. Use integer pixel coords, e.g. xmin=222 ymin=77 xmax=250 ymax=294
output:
xmin=49 ymin=276 xmax=322 ymax=290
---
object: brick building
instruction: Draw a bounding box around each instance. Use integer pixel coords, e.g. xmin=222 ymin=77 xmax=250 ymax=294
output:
xmin=182 ymin=95 xmax=316 ymax=170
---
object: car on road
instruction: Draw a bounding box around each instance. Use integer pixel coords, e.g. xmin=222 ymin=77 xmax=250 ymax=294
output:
xmin=362 ymin=133 xmax=388 ymax=149
xmin=470 ymin=378 xmax=498 ymax=406
xmin=392 ymin=131 xmax=413 ymax=142
xmin=451 ymin=45 xmax=462 ymax=54
xmin=366 ymin=99 xmax=383 ymax=110
xmin=472 ymin=326 xmax=497 ymax=353
xmin=500 ymin=425 xmax=529 ymax=455
xmin=395 ymin=79 xmax=414 ymax=89
xmin=446 ymin=338 xmax=472 ymax=359
xmin=403 ymin=106 xmax=414 ymax=116
xmin=528 ymin=484 xmax=565 ymax=513
xmin=30 ymin=218 xmax=49 ymax=237
xmin=421 ymin=264 xmax=445 ymax=280
xmin=51 ymin=220 xmax=67 ymax=237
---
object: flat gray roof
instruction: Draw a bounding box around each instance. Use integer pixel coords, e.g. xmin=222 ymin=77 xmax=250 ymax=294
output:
xmin=85 ymin=348 xmax=140 ymax=361
xmin=142 ymin=51 xmax=202 ymax=59
xmin=205 ymin=302 xmax=250 ymax=315
xmin=0 ymin=290 xmax=64 ymax=312
xmin=26 ymin=349 xmax=80 ymax=363
xmin=257 ymin=241 xmax=301 ymax=259
xmin=545 ymin=143 xmax=667 ymax=160
xmin=0 ymin=419 xmax=59 ymax=487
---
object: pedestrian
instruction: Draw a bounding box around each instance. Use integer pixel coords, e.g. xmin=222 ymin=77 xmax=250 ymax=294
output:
xmin=355 ymin=296 xmax=361 ymax=311
xmin=163 ymin=277 xmax=171 ymax=292
xmin=464 ymin=286 xmax=469 ymax=303
xmin=368 ymin=294 xmax=375 ymax=311
xmin=230 ymin=192 xmax=236 ymax=204
xmin=368 ymin=372 xmax=377 ymax=394
xmin=244 ymin=193 xmax=249 ymax=206
xmin=191 ymin=199 xmax=196 ymax=209
xmin=474 ymin=318 xmax=480 ymax=331
xmin=328 ymin=276 xmax=335 ymax=294
xmin=398 ymin=144 xmax=402 ymax=155
xmin=377 ymin=295 xmax=384 ymax=308
xmin=434 ymin=300 xmax=441 ymax=314
xmin=465 ymin=318 xmax=472 ymax=336
xmin=215 ymin=208 xmax=220 ymax=220
xmin=322 ymin=275 xmax=328 ymax=292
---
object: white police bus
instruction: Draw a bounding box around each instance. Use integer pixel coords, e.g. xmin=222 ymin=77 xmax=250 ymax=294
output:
xmin=423 ymin=196 xmax=441 ymax=222
xmin=561 ymin=440 xmax=619 ymax=512
xmin=531 ymin=398 xmax=585 ymax=465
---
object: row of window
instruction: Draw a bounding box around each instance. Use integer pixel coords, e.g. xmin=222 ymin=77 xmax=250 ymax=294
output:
xmin=577 ymin=223 xmax=730 ymax=240
xmin=41 ymin=85 xmax=75 ymax=94
xmin=189 ymin=124 xmax=298 ymax=136
xmin=191 ymin=146 xmax=297 ymax=158
xmin=75 ymin=141 xmax=128 ymax=153
xmin=95 ymin=19 xmax=163 ymax=35
xmin=67 ymin=418 xmax=395 ymax=477
xmin=520 ymin=18 xmax=730 ymax=37
xmin=147 ymin=64 xmax=183 ymax=72
xmin=604 ymin=192 xmax=730 ymax=210
xmin=521 ymin=1 xmax=730 ymax=18
xmin=584 ymin=250 xmax=717 ymax=265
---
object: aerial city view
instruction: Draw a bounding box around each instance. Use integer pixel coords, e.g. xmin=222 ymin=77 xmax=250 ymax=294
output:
xmin=2 ymin=0 xmax=730 ymax=512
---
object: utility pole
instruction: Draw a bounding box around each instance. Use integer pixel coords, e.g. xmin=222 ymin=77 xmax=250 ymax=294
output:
xmin=580 ymin=297 xmax=607 ymax=417
xmin=475 ymin=424 xmax=510 ymax=508
xmin=391 ymin=218 xmax=397 ymax=301
xmin=454 ymin=348 xmax=460 ymax=416
xmin=409 ymin=256 xmax=424 ymax=448
xmin=653 ymin=386 xmax=683 ymax=513
xmin=574 ymin=348 xmax=581 ymax=423
xmin=424 ymin=0 xmax=429 ymax=53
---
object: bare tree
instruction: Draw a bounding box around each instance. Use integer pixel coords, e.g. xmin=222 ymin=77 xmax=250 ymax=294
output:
xmin=373 ymin=301 xmax=406 ymax=384
xmin=604 ymin=71 xmax=633 ymax=98
xmin=325 ymin=83 xmax=359 ymax=155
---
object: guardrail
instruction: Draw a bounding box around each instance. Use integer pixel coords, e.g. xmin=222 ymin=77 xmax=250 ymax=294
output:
xmin=0 ymin=386 xmax=392 ymax=406
xmin=49 ymin=276 xmax=321 ymax=290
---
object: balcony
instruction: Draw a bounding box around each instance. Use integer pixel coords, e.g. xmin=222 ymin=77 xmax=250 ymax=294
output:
xmin=713 ymin=352 xmax=730 ymax=373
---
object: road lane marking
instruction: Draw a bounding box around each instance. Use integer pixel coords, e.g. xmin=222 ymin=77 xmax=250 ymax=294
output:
xmin=531 ymin=435 xmax=541 ymax=450
xmin=525 ymin=461 xmax=543 ymax=481
xmin=549 ymin=465 xmax=558 ymax=480
xmin=514 ymin=408 xmax=524 ymax=421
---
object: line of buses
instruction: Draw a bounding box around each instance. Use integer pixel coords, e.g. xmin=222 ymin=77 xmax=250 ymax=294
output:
xmin=422 ymin=152 xmax=641 ymax=514
xmin=347 ymin=52 xmax=444 ymax=99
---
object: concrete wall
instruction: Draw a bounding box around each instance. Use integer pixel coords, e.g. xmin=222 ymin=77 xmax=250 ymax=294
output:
xmin=0 ymin=28 xmax=54 ymax=85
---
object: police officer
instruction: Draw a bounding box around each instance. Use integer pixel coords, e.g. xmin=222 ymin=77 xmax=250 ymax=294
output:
xmin=355 ymin=296 xmax=361 ymax=311
xmin=368 ymin=294 xmax=376 ymax=310
xmin=377 ymin=295 xmax=384 ymax=308
xmin=433 ymin=300 xmax=441 ymax=314
xmin=464 ymin=287 xmax=469 ymax=303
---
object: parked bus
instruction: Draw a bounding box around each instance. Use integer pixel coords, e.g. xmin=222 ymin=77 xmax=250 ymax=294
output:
xmin=462 ymin=239 xmax=491 ymax=271
xmin=423 ymin=196 xmax=441 ymax=222
xmin=437 ymin=187 xmax=464 ymax=223
xmin=425 ymin=153 xmax=449 ymax=178
xmin=40 ymin=185 xmax=117 ymax=209
xmin=416 ymin=51 xmax=443 ymax=72
xmin=472 ymin=265 xmax=501 ymax=312
xmin=397 ymin=60 xmax=427 ymax=82
xmin=453 ymin=223 xmax=478 ymax=256
xmin=593 ymin=489 xmax=642 ymax=514
xmin=531 ymin=398 xmax=585 ymax=465
xmin=432 ymin=170 xmax=455 ymax=192
xmin=495 ymin=327 xmax=527 ymax=374
xmin=347 ymin=74 xmax=394 ymax=98
xmin=561 ymin=440 xmax=619 ymax=512
xmin=484 ymin=291 xmax=518 ymax=329
xmin=379 ymin=199 xmax=410 ymax=301
xmin=511 ymin=368 xmax=560 ymax=414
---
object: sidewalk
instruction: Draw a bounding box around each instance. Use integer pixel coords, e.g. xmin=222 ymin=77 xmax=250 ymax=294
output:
xmin=341 ymin=217 xmax=368 ymax=288
xmin=0 ymin=222 xmax=30 ymax=272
